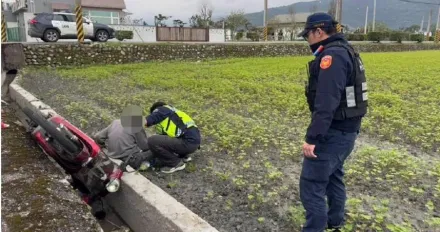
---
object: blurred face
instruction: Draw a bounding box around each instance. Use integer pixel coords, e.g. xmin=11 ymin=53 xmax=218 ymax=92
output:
xmin=304 ymin=28 xmax=328 ymax=45
xmin=121 ymin=105 xmax=144 ymax=134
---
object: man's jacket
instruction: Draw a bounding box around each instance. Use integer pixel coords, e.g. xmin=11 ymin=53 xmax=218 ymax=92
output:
xmin=93 ymin=119 xmax=149 ymax=159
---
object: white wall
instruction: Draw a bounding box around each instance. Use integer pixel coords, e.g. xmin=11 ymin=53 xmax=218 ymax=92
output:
xmin=7 ymin=22 xmax=18 ymax=28
xmin=108 ymin=25 xmax=156 ymax=42
xmin=209 ymin=29 xmax=225 ymax=42
xmin=23 ymin=21 xmax=224 ymax=43
xmin=109 ymin=26 xmax=225 ymax=43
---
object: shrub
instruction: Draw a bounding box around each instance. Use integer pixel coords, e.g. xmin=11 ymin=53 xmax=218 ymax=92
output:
xmin=236 ymin=31 xmax=244 ymax=41
xmin=367 ymin=32 xmax=386 ymax=42
xmin=389 ymin=32 xmax=407 ymax=43
xmin=409 ymin=34 xmax=424 ymax=43
xmin=347 ymin=33 xmax=366 ymax=41
xmin=115 ymin=30 xmax=134 ymax=41
xmin=246 ymin=32 xmax=259 ymax=41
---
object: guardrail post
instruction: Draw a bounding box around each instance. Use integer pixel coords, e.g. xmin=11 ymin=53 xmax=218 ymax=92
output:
xmin=2 ymin=13 xmax=8 ymax=42
xmin=74 ymin=0 xmax=84 ymax=43
xmin=435 ymin=30 xmax=440 ymax=44
xmin=336 ymin=23 xmax=342 ymax=33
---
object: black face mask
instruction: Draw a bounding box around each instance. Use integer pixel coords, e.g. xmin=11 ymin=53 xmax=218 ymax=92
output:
xmin=309 ymin=40 xmax=326 ymax=53
xmin=309 ymin=34 xmax=344 ymax=54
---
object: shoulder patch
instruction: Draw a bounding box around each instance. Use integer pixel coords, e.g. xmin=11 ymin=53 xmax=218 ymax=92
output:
xmin=320 ymin=55 xmax=332 ymax=69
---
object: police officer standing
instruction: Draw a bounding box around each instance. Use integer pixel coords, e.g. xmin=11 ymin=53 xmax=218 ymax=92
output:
xmin=297 ymin=13 xmax=368 ymax=232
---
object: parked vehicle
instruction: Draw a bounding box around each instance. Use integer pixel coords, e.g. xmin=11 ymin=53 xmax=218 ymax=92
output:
xmin=22 ymin=107 xmax=123 ymax=219
xmin=28 ymin=12 xmax=115 ymax=42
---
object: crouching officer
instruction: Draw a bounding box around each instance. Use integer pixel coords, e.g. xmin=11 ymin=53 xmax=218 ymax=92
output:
xmin=297 ymin=13 xmax=368 ymax=232
xmin=144 ymin=102 xmax=201 ymax=174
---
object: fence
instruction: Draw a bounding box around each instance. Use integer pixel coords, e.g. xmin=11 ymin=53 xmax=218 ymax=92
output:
xmin=7 ymin=27 xmax=20 ymax=42
xmin=156 ymin=27 xmax=209 ymax=42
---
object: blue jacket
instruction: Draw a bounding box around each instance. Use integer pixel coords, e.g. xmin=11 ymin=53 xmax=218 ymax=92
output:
xmin=306 ymin=34 xmax=362 ymax=144
xmin=146 ymin=106 xmax=201 ymax=144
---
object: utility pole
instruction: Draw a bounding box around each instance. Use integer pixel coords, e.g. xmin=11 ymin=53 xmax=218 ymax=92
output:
xmin=364 ymin=5 xmax=369 ymax=34
xmin=372 ymin=0 xmax=376 ymax=32
xmin=335 ymin=0 xmax=341 ymax=22
xmin=436 ymin=5 xmax=440 ymax=30
xmin=427 ymin=8 xmax=433 ymax=40
xmin=263 ymin=0 xmax=268 ymax=41
xmin=74 ymin=0 xmax=84 ymax=43
xmin=338 ymin=0 xmax=343 ymax=23
xmin=333 ymin=0 xmax=343 ymax=32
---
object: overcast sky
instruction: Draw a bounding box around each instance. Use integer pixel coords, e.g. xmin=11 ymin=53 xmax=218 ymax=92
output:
xmin=124 ymin=0 xmax=314 ymax=25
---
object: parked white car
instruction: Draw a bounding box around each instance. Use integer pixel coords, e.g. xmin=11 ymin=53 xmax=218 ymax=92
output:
xmin=28 ymin=12 xmax=115 ymax=42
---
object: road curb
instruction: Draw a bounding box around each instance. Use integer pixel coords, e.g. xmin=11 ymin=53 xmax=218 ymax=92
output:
xmin=8 ymin=74 xmax=219 ymax=232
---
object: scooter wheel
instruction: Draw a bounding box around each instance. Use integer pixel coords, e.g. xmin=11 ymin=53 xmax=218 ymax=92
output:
xmin=90 ymin=199 xmax=106 ymax=220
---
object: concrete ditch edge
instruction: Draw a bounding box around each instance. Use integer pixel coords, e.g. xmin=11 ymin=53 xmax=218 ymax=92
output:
xmin=7 ymin=76 xmax=219 ymax=232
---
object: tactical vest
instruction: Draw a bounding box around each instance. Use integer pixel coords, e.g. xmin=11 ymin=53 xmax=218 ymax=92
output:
xmin=155 ymin=105 xmax=197 ymax=138
xmin=305 ymin=41 xmax=368 ymax=120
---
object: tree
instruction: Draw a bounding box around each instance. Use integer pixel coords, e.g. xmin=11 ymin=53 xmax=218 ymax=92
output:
xmin=328 ymin=0 xmax=336 ymax=18
xmin=288 ymin=5 xmax=300 ymax=40
xmin=189 ymin=2 xmax=214 ymax=28
xmin=213 ymin=18 xmax=226 ymax=28
xmin=154 ymin=14 xmax=171 ymax=27
xmin=367 ymin=21 xmax=390 ymax=32
xmin=133 ymin=18 xmax=145 ymax=25
xmin=246 ymin=26 xmax=263 ymax=41
xmin=401 ymin=24 xmax=420 ymax=33
xmin=120 ymin=16 xmax=145 ymax=25
xmin=288 ymin=5 xmax=297 ymax=29
xmin=428 ymin=24 xmax=436 ymax=35
xmin=225 ymin=9 xmax=249 ymax=40
xmin=173 ymin=19 xmax=186 ymax=27
xmin=310 ymin=4 xmax=318 ymax=13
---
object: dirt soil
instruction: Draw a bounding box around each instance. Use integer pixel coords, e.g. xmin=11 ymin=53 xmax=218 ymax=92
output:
xmin=19 ymin=73 xmax=295 ymax=232
xmin=18 ymin=71 xmax=440 ymax=232
xmin=1 ymin=103 xmax=103 ymax=232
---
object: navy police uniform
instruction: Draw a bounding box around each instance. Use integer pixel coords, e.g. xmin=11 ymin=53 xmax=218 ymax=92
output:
xmin=298 ymin=13 xmax=368 ymax=232
xmin=145 ymin=105 xmax=201 ymax=168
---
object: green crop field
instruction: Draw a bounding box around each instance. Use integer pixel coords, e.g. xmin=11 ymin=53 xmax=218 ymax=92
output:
xmin=21 ymin=50 xmax=440 ymax=232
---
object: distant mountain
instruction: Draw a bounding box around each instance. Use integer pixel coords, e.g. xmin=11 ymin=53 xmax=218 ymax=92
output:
xmin=244 ymin=0 xmax=436 ymax=30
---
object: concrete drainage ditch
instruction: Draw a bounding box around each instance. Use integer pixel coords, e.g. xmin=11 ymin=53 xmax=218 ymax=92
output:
xmin=1 ymin=68 xmax=219 ymax=232
xmin=1 ymin=103 xmax=105 ymax=232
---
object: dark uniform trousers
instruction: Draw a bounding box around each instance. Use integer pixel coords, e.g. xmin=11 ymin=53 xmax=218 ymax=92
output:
xmin=300 ymin=128 xmax=358 ymax=232
xmin=147 ymin=135 xmax=199 ymax=167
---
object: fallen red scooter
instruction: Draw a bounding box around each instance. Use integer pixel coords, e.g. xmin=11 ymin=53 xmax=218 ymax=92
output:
xmin=22 ymin=107 xmax=124 ymax=219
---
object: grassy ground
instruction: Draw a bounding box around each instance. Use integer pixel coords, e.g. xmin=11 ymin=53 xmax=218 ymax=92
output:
xmin=20 ymin=50 xmax=440 ymax=232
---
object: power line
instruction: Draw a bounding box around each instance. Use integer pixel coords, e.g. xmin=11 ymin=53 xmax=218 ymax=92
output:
xmin=397 ymin=0 xmax=440 ymax=5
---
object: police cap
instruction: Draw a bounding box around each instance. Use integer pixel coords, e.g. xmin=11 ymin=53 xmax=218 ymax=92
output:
xmin=297 ymin=12 xmax=338 ymax=38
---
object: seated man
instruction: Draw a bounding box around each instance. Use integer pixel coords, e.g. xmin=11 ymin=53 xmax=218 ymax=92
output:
xmin=144 ymin=102 xmax=201 ymax=174
xmin=92 ymin=106 xmax=151 ymax=170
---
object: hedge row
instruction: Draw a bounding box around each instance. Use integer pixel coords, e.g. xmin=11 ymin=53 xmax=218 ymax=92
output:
xmin=115 ymin=30 xmax=134 ymax=41
xmin=346 ymin=32 xmax=431 ymax=43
